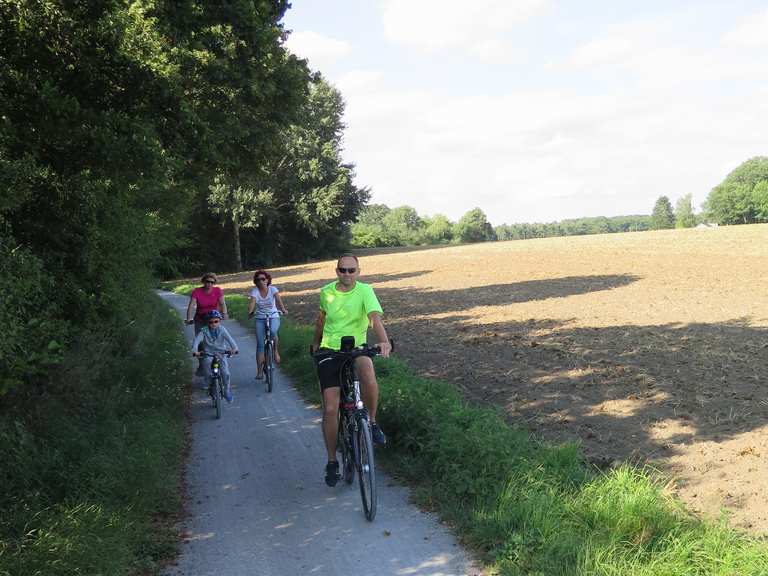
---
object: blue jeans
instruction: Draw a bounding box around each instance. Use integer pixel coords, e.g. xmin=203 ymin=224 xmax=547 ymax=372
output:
xmin=255 ymin=316 xmax=280 ymax=353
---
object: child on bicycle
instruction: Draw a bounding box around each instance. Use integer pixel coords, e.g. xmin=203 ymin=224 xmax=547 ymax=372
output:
xmin=192 ymin=310 xmax=239 ymax=402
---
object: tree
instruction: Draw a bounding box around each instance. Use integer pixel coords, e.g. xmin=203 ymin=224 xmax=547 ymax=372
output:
xmin=422 ymin=214 xmax=454 ymax=244
xmin=456 ymin=208 xmax=496 ymax=243
xmin=382 ymin=206 xmax=424 ymax=244
xmin=651 ymin=196 xmax=675 ymax=230
xmin=237 ymin=75 xmax=368 ymax=265
xmin=704 ymin=157 xmax=768 ymax=225
xmin=675 ymin=194 xmax=696 ymax=228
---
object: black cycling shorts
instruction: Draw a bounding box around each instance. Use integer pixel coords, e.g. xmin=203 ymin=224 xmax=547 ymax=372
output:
xmin=315 ymin=350 xmax=347 ymax=391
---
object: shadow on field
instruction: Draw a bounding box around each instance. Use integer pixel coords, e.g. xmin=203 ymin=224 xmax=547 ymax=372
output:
xmin=375 ymin=274 xmax=641 ymax=314
xmin=387 ymin=313 xmax=768 ymax=468
xmin=273 ymin=269 xmax=435 ymax=297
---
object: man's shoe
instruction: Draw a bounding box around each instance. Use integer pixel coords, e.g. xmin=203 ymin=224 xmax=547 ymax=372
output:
xmin=224 ymin=390 xmax=234 ymax=403
xmin=370 ymin=422 xmax=387 ymax=446
xmin=325 ymin=461 xmax=340 ymax=487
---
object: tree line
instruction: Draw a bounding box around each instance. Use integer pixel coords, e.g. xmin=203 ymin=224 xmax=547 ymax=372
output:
xmin=350 ymin=156 xmax=768 ymax=249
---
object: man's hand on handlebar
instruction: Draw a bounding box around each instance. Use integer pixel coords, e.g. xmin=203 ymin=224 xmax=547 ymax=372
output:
xmin=185 ymin=319 xmax=194 ymax=325
xmin=376 ymin=341 xmax=392 ymax=358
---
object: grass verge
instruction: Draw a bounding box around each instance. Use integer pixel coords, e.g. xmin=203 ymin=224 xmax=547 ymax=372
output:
xmin=234 ymin=307 xmax=767 ymax=575
xmin=0 ymin=293 xmax=188 ymax=576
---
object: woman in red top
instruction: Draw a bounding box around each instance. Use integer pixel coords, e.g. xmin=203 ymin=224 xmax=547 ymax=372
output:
xmin=185 ymin=272 xmax=229 ymax=374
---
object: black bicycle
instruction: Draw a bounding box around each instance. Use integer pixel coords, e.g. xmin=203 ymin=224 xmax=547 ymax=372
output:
xmin=262 ymin=316 xmax=276 ymax=393
xmin=313 ymin=336 xmax=391 ymax=521
xmin=197 ymin=351 xmax=233 ymax=419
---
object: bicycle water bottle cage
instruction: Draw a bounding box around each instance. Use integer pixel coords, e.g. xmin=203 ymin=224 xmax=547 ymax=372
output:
xmin=340 ymin=336 xmax=355 ymax=352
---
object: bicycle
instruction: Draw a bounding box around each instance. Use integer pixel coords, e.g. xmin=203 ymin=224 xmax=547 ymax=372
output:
xmin=261 ymin=315 xmax=277 ymax=393
xmin=312 ymin=336 xmax=392 ymax=521
xmin=196 ymin=351 xmax=233 ymax=419
xmin=250 ymin=313 xmax=280 ymax=393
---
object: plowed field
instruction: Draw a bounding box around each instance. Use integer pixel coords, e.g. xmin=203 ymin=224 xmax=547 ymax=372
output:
xmin=219 ymin=224 xmax=768 ymax=533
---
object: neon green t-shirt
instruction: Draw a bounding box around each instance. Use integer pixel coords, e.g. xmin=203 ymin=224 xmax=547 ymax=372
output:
xmin=319 ymin=281 xmax=383 ymax=350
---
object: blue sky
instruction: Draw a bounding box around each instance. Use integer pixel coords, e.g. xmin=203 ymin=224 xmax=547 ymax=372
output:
xmin=283 ymin=1 xmax=768 ymax=225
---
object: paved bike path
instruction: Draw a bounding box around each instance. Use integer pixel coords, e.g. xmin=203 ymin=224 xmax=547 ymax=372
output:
xmin=160 ymin=292 xmax=479 ymax=576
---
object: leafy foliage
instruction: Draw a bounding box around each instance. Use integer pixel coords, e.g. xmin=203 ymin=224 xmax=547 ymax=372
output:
xmin=651 ymin=196 xmax=675 ymax=230
xmin=675 ymin=194 xmax=696 ymax=228
xmin=704 ymin=157 xmax=768 ymax=225
xmin=456 ymin=207 xmax=496 ymax=243
xmin=495 ymin=215 xmax=652 ymax=240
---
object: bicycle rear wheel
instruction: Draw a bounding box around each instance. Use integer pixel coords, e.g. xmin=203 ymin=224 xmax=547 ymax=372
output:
xmin=265 ymin=341 xmax=274 ymax=393
xmin=355 ymin=417 xmax=377 ymax=521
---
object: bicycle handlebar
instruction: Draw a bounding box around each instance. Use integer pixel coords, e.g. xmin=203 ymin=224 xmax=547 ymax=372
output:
xmin=193 ymin=350 xmax=236 ymax=358
xmin=310 ymin=338 xmax=394 ymax=359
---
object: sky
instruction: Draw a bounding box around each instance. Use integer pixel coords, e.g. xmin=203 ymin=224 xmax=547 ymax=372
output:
xmin=283 ymin=1 xmax=768 ymax=225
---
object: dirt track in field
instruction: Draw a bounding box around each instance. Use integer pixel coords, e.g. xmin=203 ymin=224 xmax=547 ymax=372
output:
xmin=218 ymin=224 xmax=768 ymax=534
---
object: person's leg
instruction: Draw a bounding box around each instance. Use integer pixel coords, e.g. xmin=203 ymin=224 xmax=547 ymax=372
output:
xmin=355 ymin=356 xmax=378 ymax=421
xmin=322 ymin=386 xmax=341 ymax=486
xmin=255 ymin=318 xmax=265 ymax=377
xmin=194 ymin=318 xmax=205 ymax=375
xmin=322 ymin=386 xmax=341 ymax=460
xmin=356 ymin=356 xmax=386 ymax=445
xmin=221 ymin=356 xmax=233 ymax=401
xmin=271 ymin=316 xmax=281 ymax=363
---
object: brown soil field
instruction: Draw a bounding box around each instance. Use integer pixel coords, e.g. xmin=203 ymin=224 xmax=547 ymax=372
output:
xmin=218 ymin=224 xmax=768 ymax=533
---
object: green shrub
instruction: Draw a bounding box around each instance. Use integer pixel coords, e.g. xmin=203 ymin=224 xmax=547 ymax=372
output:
xmin=0 ymin=294 xmax=187 ymax=575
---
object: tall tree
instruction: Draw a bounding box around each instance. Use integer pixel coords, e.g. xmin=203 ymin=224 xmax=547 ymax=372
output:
xmin=704 ymin=157 xmax=768 ymax=225
xmin=382 ymin=206 xmax=424 ymax=244
xmin=675 ymin=194 xmax=696 ymax=228
xmin=456 ymin=208 xmax=496 ymax=243
xmin=651 ymin=196 xmax=675 ymax=230
xmin=232 ymin=75 xmax=368 ymax=265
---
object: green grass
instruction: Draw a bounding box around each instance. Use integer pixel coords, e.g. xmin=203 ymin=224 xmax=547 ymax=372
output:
xmin=247 ymin=313 xmax=768 ymax=576
xmin=0 ymin=294 xmax=188 ymax=576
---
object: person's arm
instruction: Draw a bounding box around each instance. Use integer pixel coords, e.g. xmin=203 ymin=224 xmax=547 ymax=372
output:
xmin=311 ymin=310 xmax=326 ymax=352
xmin=218 ymin=289 xmax=228 ymax=320
xmin=185 ymin=294 xmax=196 ymax=324
xmin=368 ymin=312 xmax=391 ymax=358
xmin=247 ymin=293 xmax=256 ymax=317
xmin=191 ymin=331 xmax=204 ymax=355
xmin=222 ymin=327 xmax=238 ymax=354
xmin=275 ymin=292 xmax=288 ymax=315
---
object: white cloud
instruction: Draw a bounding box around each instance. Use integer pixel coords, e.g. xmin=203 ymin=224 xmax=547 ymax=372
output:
xmin=723 ymin=7 xmax=768 ymax=47
xmin=381 ymin=0 xmax=548 ymax=52
xmin=338 ymin=72 xmax=767 ymax=224
xmin=285 ymin=31 xmax=351 ymax=70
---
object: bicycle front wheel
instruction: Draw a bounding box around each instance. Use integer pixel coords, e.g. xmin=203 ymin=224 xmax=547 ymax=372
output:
xmin=265 ymin=342 xmax=274 ymax=393
xmin=208 ymin=378 xmax=221 ymax=418
xmin=338 ymin=414 xmax=354 ymax=485
xmin=213 ymin=377 xmax=221 ymax=419
xmin=356 ymin=418 xmax=377 ymax=521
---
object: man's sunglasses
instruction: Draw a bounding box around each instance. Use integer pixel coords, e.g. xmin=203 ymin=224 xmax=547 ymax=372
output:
xmin=204 ymin=280 xmax=216 ymax=284
xmin=337 ymin=267 xmax=357 ymax=274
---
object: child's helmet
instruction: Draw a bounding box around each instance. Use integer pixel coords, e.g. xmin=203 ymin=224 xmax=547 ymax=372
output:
xmin=206 ymin=310 xmax=223 ymax=320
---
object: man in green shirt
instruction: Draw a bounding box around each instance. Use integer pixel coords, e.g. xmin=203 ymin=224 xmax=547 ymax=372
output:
xmin=311 ymin=254 xmax=392 ymax=487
